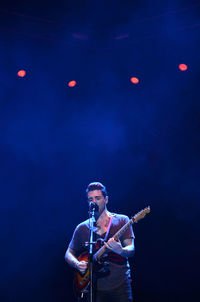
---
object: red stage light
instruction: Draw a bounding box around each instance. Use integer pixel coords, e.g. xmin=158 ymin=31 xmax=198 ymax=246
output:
xmin=130 ymin=77 xmax=139 ymax=84
xmin=179 ymin=64 xmax=188 ymax=71
xmin=68 ymin=80 xmax=77 ymax=87
xmin=17 ymin=70 xmax=26 ymax=77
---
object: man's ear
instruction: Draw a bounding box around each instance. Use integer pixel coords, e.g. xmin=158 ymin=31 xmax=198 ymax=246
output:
xmin=105 ymin=196 xmax=108 ymax=204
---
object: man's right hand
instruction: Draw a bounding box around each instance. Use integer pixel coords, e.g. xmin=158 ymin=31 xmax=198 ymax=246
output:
xmin=76 ymin=260 xmax=88 ymax=274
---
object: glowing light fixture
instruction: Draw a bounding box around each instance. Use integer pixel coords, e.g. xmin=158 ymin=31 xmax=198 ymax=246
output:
xmin=130 ymin=77 xmax=139 ymax=84
xmin=68 ymin=80 xmax=77 ymax=87
xmin=17 ymin=70 xmax=26 ymax=77
xmin=179 ymin=64 xmax=188 ymax=71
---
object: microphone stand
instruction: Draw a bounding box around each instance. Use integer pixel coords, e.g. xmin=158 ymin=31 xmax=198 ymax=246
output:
xmin=88 ymin=204 xmax=97 ymax=302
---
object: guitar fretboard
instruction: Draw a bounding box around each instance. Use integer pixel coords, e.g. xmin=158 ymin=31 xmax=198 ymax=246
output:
xmin=113 ymin=219 xmax=134 ymax=241
xmin=95 ymin=217 xmax=134 ymax=260
xmin=94 ymin=206 xmax=150 ymax=260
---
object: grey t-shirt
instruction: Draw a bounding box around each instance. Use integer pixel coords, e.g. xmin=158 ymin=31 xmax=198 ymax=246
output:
xmin=69 ymin=213 xmax=135 ymax=290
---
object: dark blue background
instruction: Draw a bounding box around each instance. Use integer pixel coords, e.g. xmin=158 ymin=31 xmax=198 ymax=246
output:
xmin=0 ymin=1 xmax=200 ymax=301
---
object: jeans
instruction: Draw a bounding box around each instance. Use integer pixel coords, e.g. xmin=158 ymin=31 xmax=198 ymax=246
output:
xmin=95 ymin=280 xmax=133 ymax=302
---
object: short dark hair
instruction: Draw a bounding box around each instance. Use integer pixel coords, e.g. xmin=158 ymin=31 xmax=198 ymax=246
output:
xmin=86 ymin=182 xmax=108 ymax=198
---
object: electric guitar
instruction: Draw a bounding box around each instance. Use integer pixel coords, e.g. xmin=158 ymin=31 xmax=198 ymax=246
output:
xmin=74 ymin=206 xmax=150 ymax=294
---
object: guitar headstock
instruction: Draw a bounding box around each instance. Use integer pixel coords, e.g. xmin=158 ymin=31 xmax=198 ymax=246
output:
xmin=132 ymin=206 xmax=151 ymax=223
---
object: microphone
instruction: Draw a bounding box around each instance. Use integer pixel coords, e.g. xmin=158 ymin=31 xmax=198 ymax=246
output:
xmin=89 ymin=202 xmax=99 ymax=212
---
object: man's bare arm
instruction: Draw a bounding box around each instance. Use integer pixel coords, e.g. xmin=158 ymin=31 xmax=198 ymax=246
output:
xmin=121 ymin=238 xmax=135 ymax=257
xmin=65 ymin=248 xmax=79 ymax=268
xmin=105 ymin=238 xmax=135 ymax=258
xmin=65 ymin=248 xmax=88 ymax=274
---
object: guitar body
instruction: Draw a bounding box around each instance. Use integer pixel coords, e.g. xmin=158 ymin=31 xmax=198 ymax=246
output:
xmin=74 ymin=252 xmax=90 ymax=292
xmin=74 ymin=239 xmax=108 ymax=293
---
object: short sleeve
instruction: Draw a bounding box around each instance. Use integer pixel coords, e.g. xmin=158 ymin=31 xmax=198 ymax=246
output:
xmin=68 ymin=223 xmax=89 ymax=255
xmin=69 ymin=225 xmax=82 ymax=252
xmin=120 ymin=215 xmax=135 ymax=243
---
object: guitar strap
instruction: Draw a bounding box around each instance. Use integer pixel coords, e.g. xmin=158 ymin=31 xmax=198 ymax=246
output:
xmin=103 ymin=215 xmax=113 ymax=242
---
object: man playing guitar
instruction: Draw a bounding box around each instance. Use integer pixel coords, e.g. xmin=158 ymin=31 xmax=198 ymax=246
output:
xmin=65 ymin=182 xmax=135 ymax=302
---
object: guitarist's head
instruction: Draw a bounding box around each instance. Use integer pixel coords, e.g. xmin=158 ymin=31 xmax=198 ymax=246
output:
xmin=86 ymin=182 xmax=108 ymax=215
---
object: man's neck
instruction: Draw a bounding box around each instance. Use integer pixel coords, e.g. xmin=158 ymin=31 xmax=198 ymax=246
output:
xmin=96 ymin=209 xmax=110 ymax=225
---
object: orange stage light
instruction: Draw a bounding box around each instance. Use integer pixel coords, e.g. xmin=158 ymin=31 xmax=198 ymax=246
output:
xmin=17 ymin=70 xmax=26 ymax=77
xmin=130 ymin=77 xmax=139 ymax=84
xmin=179 ymin=64 xmax=188 ymax=71
xmin=68 ymin=80 xmax=77 ymax=87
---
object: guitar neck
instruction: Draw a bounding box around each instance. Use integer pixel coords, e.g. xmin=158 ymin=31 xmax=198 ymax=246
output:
xmin=95 ymin=218 xmax=134 ymax=260
xmin=113 ymin=219 xmax=134 ymax=241
xmin=94 ymin=206 xmax=150 ymax=261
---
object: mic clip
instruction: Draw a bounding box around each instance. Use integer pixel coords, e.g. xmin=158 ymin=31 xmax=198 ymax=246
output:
xmin=89 ymin=202 xmax=99 ymax=213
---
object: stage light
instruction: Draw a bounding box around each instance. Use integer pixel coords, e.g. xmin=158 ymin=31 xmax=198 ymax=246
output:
xmin=130 ymin=77 xmax=139 ymax=84
xmin=17 ymin=70 xmax=26 ymax=77
xmin=68 ymin=80 xmax=77 ymax=87
xmin=179 ymin=64 xmax=188 ymax=71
